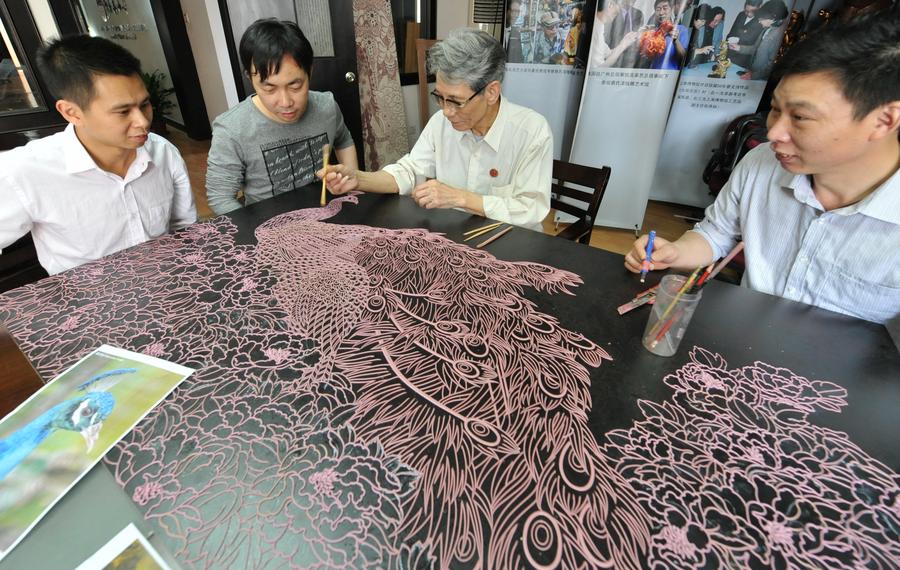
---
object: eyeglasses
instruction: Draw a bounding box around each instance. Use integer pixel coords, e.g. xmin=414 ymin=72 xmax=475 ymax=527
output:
xmin=430 ymin=84 xmax=485 ymax=110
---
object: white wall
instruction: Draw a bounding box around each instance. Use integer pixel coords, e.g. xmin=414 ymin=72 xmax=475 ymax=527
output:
xmin=26 ymin=0 xmax=58 ymax=41
xmin=401 ymin=81 xmax=441 ymax=147
xmin=181 ymin=0 xmax=239 ymax=123
xmin=436 ymin=0 xmax=471 ymax=38
xmin=80 ymin=0 xmax=184 ymax=124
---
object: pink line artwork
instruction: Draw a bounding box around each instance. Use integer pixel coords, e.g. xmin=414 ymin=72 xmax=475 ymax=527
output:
xmin=604 ymin=347 xmax=900 ymax=568
xmin=0 ymin=196 xmax=896 ymax=569
xmin=252 ymin=203 xmax=648 ymax=569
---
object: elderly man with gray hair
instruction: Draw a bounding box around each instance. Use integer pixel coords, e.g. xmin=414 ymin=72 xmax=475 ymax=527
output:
xmin=319 ymin=28 xmax=553 ymax=229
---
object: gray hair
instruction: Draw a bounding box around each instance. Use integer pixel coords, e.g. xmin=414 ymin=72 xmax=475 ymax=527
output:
xmin=426 ymin=28 xmax=506 ymax=91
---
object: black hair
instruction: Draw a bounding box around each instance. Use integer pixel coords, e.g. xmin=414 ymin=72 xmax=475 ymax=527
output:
xmin=694 ymin=3 xmax=712 ymax=21
xmin=654 ymin=0 xmax=671 ymax=8
xmin=36 ymin=35 xmax=142 ymax=108
xmin=756 ymin=0 xmax=787 ymax=22
xmin=775 ymin=12 xmax=900 ymax=119
xmin=711 ymin=6 xmax=725 ymax=17
xmin=239 ymin=19 xmax=314 ymax=82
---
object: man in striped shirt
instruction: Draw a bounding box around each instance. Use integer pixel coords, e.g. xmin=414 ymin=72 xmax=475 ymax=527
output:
xmin=625 ymin=14 xmax=900 ymax=324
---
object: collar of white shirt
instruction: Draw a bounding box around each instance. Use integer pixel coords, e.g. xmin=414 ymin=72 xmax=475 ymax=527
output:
xmin=783 ymin=164 xmax=900 ymax=225
xmin=460 ymin=96 xmax=509 ymax=153
xmin=62 ymin=123 xmax=152 ymax=180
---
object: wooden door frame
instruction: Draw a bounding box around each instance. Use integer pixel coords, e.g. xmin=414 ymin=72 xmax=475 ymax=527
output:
xmin=216 ymin=0 xmax=246 ymax=100
xmin=148 ymin=0 xmax=211 ymax=139
xmin=305 ymin=0 xmax=365 ymax=164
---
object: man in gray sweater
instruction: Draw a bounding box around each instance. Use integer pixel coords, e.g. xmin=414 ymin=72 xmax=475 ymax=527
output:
xmin=206 ymin=19 xmax=357 ymax=215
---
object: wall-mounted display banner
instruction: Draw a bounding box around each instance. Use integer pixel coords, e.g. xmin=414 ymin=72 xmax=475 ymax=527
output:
xmin=567 ymin=0 xmax=694 ymax=229
xmin=503 ymin=64 xmax=586 ymax=160
xmin=650 ymin=0 xmax=796 ymax=206
xmin=502 ymin=1 xmax=596 ymax=160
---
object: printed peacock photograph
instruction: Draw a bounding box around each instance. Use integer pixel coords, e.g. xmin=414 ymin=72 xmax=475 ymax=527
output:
xmin=0 ymin=346 xmax=193 ymax=559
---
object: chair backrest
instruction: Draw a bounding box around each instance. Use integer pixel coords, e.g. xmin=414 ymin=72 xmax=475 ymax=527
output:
xmin=0 ymin=233 xmax=47 ymax=293
xmin=0 ymin=323 xmax=44 ymax=417
xmin=550 ymin=159 xmax=612 ymax=244
xmin=416 ymin=39 xmax=438 ymax=130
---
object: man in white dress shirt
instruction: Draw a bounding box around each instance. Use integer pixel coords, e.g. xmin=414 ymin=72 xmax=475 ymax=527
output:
xmin=0 ymin=35 xmax=196 ymax=276
xmin=319 ymin=28 xmax=553 ymax=229
xmin=625 ymin=14 xmax=900 ymax=324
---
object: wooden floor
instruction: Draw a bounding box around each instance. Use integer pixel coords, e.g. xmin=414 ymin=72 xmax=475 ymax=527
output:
xmin=168 ymin=127 xmax=215 ymax=220
xmin=168 ymin=127 xmax=705 ymax=255
xmin=541 ymin=202 xmax=702 ymax=255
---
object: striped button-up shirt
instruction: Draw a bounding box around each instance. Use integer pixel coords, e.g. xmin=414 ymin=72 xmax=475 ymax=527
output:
xmin=693 ymin=143 xmax=900 ymax=324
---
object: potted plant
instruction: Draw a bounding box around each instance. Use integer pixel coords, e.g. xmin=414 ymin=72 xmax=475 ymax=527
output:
xmin=141 ymin=69 xmax=176 ymax=136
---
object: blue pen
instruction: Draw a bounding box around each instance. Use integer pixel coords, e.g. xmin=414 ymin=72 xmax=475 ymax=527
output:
xmin=640 ymin=230 xmax=656 ymax=283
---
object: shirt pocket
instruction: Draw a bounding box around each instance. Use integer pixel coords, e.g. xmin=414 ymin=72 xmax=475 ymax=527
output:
xmin=822 ymin=268 xmax=900 ymax=324
xmin=139 ymin=203 xmax=171 ymax=237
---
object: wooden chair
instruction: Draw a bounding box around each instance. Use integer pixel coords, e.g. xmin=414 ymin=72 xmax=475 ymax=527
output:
xmin=550 ymin=159 xmax=612 ymax=245
xmin=0 ymin=324 xmax=44 ymax=417
xmin=415 ymin=38 xmax=438 ymax=130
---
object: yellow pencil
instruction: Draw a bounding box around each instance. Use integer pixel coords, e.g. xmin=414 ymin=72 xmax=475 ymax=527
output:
xmin=476 ymin=225 xmax=513 ymax=248
xmin=320 ymin=143 xmax=330 ymax=206
xmin=463 ymin=221 xmax=502 ymax=237
xmin=463 ymin=223 xmax=504 ymax=242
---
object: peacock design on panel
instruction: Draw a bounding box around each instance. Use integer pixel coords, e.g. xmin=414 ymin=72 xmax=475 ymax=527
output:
xmin=1 ymin=194 xmax=896 ymax=569
xmin=252 ymin=198 xmax=650 ymax=569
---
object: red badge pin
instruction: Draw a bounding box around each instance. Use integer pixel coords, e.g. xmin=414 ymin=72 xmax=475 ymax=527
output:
xmin=489 ymin=168 xmax=499 ymax=178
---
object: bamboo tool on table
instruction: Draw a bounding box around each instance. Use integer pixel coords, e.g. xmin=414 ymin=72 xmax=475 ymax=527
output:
xmin=706 ymin=241 xmax=745 ymax=281
xmin=476 ymin=225 xmax=513 ymax=249
xmin=463 ymin=222 xmax=503 ymax=241
xmin=320 ymin=144 xmax=331 ymax=206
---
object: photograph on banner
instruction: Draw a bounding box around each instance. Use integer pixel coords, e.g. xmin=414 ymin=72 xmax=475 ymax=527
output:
xmin=681 ymin=0 xmax=792 ymax=81
xmin=590 ymin=0 xmax=695 ymax=69
xmin=0 ymin=346 xmax=193 ymax=560
xmin=650 ymin=0 xmax=797 ymax=207
xmin=564 ymin=0 xmax=694 ymax=229
xmin=504 ymin=2 xmax=596 ymax=159
xmin=505 ymin=0 xmax=594 ymax=66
